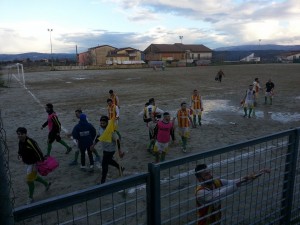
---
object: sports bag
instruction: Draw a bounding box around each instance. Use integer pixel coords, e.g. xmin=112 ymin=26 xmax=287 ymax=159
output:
xmin=37 ymin=156 xmax=59 ymax=176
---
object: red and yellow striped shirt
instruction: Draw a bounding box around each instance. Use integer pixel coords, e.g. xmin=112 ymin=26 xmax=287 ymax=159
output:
xmin=177 ymin=109 xmax=190 ymax=128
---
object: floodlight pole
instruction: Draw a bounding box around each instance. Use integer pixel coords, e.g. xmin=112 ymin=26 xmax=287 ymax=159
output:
xmin=47 ymin=28 xmax=54 ymax=70
xmin=179 ymin=36 xmax=183 ymax=44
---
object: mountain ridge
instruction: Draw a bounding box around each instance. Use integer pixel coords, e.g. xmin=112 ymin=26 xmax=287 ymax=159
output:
xmin=1 ymin=45 xmax=300 ymax=61
xmin=214 ymin=44 xmax=300 ymax=51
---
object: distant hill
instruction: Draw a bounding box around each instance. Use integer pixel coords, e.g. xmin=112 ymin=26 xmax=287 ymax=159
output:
xmin=214 ymin=44 xmax=300 ymax=51
xmin=0 ymin=52 xmax=76 ymax=61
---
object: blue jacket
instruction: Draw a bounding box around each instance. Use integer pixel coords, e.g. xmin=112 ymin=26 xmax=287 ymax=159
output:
xmin=72 ymin=118 xmax=96 ymax=149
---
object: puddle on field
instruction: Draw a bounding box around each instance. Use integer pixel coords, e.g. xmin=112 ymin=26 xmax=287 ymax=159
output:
xmin=125 ymin=77 xmax=141 ymax=81
xmin=204 ymin=100 xmax=300 ymax=124
xmin=66 ymin=81 xmax=72 ymax=84
xmin=137 ymin=99 xmax=300 ymax=125
xmin=296 ymin=96 xmax=300 ymax=100
xmin=75 ymin=77 xmax=86 ymax=80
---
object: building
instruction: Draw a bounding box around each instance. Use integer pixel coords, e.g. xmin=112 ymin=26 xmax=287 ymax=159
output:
xmin=77 ymin=51 xmax=90 ymax=66
xmin=143 ymin=43 xmax=212 ymax=65
xmin=89 ymin=45 xmax=116 ymax=66
xmin=240 ymin=53 xmax=260 ymax=62
xmin=77 ymin=45 xmax=144 ymax=66
xmin=277 ymin=52 xmax=300 ymax=63
xmin=106 ymin=47 xmax=144 ymax=65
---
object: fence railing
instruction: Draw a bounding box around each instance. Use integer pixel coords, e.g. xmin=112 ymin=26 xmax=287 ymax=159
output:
xmin=11 ymin=127 xmax=300 ymax=225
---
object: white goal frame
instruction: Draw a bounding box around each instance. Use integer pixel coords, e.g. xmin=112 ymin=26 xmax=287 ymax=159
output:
xmin=5 ymin=63 xmax=25 ymax=87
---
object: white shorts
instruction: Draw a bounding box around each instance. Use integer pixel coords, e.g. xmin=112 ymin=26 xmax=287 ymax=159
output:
xmin=192 ymin=109 xmax=202 ymax=116
xmin=244 ymin=100 xmax=254 ymax=108
xmin=265 ymin=91 xmax=274 ymax=97
xmin=153 ymin=142 xmax=169 ymax=153
xmin=178 ymin=127 xmax=190 ymax=137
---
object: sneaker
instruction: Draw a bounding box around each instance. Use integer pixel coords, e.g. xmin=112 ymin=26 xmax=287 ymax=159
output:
xmin=65 ymin=147 xmax=72 ymax=154
xmin=89 ymin=165 xmax=94 ymax=172
xmin=182 ymin=147 xmax=187 ymax=153
xmin=119 ymin=166 xmax=125 ymax=176
xmin=27 ymin=197 xmax=34 ymax=205
xmin=69 ymin=160 xmax=78 ymax=166
xmin=94 ymin=156 xmax=101 ymax=162
xmin=80 ymin=165 xmax=87 ymax=171
xmin=243 ymin=114 xmax=247 ymax=118
xmin=45 ymin=182 xmax=51 ymax=191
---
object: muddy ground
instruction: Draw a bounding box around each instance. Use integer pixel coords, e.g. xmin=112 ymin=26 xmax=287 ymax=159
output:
xmin=1 ymin=64 xmax=300 ymax=207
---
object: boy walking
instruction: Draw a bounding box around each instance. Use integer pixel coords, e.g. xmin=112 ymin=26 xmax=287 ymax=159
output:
xmin=17 ymin=127 xmax=51 ymax=204
xmin=41 ymin=103 xmax=72 ymax=156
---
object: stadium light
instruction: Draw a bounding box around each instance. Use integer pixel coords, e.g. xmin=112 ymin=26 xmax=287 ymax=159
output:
xmin=179 ymin=36 xmax=183 ymax=44
xmin=47 ymin=28 xmax=54 ymax=70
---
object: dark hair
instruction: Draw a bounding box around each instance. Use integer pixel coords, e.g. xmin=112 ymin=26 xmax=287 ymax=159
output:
xmin=107 ymin=98 xmax=113 ymax=103
xmin=145 ymin=102 xmax=150 ymax=107
xmin=255 ymin=78 xmax=258 ymax=81
xmin=163 ymin=112 xmax=170 ymax=116
xmin=46 ymin=103 xmax=53 ymax=109
xmin=109 ymin=90 xmax=113 ymax=94
xmin=195 ymin=164 xmax=207 ymax=178
xmin=181 ymin=102 xmax=187 ymax=106
xmin=16 ymin=127 xmax=27 ymax=134
xmin=148 ymin=98 xmax=155 ymax=104
xmin=75 ymin=109 xmax=82 ymax=113
xmin=100 ymin=115 xmax=109 ymax=122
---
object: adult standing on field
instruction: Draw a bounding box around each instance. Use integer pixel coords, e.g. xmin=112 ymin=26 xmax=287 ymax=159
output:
xmin=195 ymin=164 xmax=270 ymax=225
xmin=107 ymin=98 xmax=120 ymax=121
xmin=252 ymin=78 xmax=262 ymax=116
xmin=152 ymin=112 xmax=174 ymax=163
xmin=109 ymin=90 xmax=120 ymax=107
xmin=265 ymin=79 xmax=275 ymax=105
xmin=190 ymin=89 xmax=204 ymax=127
xmin=17 ymin=127 xmax=51 ymax=204
xmin=72 ymin=114 xmax=97 ymax=172
xmin=91 ymin=116 xmax=125 ymax=184
xmin=242 ymin=85 xmax=256 ymax=118
xmin=216 ymin=69 xmax=225 ymax=82
xmin=41 ymin=103 xmax=72 ymax=156
xmin=174 ymin=102 xmax=194 ymax=152
xmin=143 ymin=98 xmax=164 ymax=153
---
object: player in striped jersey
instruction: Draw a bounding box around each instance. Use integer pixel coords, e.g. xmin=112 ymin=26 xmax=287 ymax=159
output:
xmin=174 ymin=102 xmax=194 ymax=152
xmin=190 ymin=89 xmax=204 ymax=127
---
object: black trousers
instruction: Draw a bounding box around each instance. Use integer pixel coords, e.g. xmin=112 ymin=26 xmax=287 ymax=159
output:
xmin=80 ymin=147 xmax=94 ymax=167
xmin=101 ymin=151 xmax=120 ymax=183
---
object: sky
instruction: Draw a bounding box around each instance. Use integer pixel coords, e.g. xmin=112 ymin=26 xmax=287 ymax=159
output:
xmin=0 ymin=0 xmax=300 ymax=54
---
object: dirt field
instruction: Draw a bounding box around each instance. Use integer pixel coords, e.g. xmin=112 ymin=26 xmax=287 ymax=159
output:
xmin=1 ymin=64 xmax=300 ymax=207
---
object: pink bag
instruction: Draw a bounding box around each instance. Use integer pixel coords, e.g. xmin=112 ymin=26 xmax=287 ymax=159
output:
xmin=37 ymin=156 xmax=59 ymax=176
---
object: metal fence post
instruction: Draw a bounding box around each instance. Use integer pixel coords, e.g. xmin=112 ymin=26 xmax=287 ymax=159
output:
xmin=280 ymin=129 xmax=299 ymax=224
xmin=148 ymin=163 xmax=161 ymax=225
xmin=0 ymin=143 xmax=14 ymax=225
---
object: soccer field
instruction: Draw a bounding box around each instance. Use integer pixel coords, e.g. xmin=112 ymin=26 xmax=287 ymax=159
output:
xmin=1 ymin=64 xmax=300 ymax=206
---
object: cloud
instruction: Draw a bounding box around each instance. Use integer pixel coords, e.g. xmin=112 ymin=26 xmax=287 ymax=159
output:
xmin=1 ymin=0 xmax=300 ymax=53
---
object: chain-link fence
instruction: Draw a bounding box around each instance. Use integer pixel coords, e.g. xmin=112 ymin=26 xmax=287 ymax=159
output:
xmin=0 ymin=110 xmax=15 ymax=225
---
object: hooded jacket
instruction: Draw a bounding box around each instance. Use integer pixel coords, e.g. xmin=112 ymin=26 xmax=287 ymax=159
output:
xmin=72 ymin=115 xmax=96 ymax=149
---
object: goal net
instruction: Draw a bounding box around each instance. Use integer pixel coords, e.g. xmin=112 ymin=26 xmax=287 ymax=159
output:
xmin=3 ymin=63 xmax=25 ymax=87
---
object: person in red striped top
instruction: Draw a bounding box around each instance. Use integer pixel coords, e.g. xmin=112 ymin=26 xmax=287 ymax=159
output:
xmin=174 ymin=102 xmax=194 ymax=152
xmin=190 ymin=89 xmax=204 ymax=127
xmin=109 ymin=90 xmax=119 ymax=107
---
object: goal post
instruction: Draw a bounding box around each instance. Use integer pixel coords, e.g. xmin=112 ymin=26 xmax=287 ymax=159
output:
xmin=4 ymin=63 xmax=25 ymax=87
